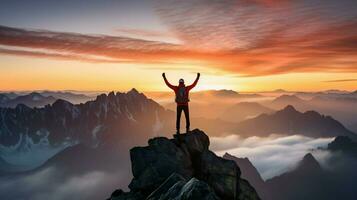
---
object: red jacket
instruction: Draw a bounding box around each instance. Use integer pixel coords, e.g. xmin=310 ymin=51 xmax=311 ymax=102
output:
xmin=164 ymin=75 xmax=200 ymax=105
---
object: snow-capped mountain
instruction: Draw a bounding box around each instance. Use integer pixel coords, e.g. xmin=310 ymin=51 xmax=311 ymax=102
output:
xmin=0 ymin=89 xmax=174 ymax=172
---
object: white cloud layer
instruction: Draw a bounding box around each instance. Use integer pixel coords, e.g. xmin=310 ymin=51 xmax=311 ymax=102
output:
xmin=0 ymin=167 xmax=130 ymax=200
xmin=211 ymin=134 xmax=334 ymax=179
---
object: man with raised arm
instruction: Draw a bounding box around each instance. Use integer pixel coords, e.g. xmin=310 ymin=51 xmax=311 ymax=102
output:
xmin=162 ymin=73 xmax=200 ymax=134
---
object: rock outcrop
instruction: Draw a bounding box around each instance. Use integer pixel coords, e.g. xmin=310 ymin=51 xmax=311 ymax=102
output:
xmin=223 ymin=153 xmax=266 ymax=198
xmin=108 ymin=129 xmax=260 ymax=200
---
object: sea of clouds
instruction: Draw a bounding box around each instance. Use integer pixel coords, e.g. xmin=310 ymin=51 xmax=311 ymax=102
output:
xmin=0 ymin=166 xmax=131 ymax=200
xmin=0 ymin=134 xmax=335 ymax=200
xmin=211 ymin=134 xmax=334 ymax=180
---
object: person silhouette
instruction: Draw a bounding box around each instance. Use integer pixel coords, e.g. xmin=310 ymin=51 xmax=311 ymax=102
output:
xmin=162 ymin=72 xmax=200 ymax=134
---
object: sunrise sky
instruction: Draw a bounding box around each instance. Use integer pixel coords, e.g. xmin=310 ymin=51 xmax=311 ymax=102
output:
xmin=0 ymin=0 xmax=356 ymax=92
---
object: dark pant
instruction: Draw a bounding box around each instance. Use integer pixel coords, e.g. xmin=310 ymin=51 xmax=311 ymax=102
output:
xmin=176 ymin=105 xmax=190 ymax=132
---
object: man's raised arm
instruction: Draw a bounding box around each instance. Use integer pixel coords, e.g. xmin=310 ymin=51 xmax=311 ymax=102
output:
xmin=162 ymin=73 xmax=176 ymax=90
xmin=187 ymin=73 xmax=200 ymax=90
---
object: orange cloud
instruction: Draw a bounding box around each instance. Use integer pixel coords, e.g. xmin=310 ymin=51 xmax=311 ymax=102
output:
xmin=0 ymin=0 xmax=356 ymax=77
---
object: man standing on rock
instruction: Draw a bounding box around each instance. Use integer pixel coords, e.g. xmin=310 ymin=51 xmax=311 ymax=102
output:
xmin=162 ymin=72 xmax=200 ymax=134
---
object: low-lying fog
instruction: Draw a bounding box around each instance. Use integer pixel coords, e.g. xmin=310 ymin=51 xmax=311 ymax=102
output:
xmin=211 ymin=134 xmax=334 ymax=179
xmin=0 ymin=134 xmax=335 ymax=200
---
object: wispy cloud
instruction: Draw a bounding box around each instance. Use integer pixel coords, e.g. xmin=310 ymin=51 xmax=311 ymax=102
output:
xmin=115 ymin=28 xmax=176 ymax=40
xmin=323 ymin=79 xmax=357 ymax=83
xmin=0 ymin=0 xmax=357 ymax=76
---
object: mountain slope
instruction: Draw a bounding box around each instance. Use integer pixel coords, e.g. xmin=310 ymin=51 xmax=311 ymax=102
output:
xmin=234 ymin=105 xmax=357 ymax=138
xmin=264 ymin=153 xmax=329 ymax=200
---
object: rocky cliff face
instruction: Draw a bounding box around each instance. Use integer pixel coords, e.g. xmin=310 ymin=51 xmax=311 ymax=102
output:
xmin=108 ymin=129 xmax=260 ymax=200
xmin=223 ymin=153 xmax=266 ymax=198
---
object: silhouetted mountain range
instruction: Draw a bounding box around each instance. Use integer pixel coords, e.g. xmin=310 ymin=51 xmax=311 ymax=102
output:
xmin=0 ymin=91 xmax=93 ymax=108
xmin=235 ymin=105 xmax=357 ymax=139
xmin=267 ymin=93 xmax=357 ymax=129
xmin=39 ymin=91 xmax=93 ymax=104
xmin=0 ymin=92 xmax=57 ymax=108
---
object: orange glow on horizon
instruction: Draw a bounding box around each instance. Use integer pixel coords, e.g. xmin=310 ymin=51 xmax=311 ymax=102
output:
xmin=1 ymin=54 xmax=356 ymax=93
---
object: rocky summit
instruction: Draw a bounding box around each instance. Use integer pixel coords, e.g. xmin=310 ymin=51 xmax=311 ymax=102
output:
xmin=108 ymin=129 xmax=260 ymax=200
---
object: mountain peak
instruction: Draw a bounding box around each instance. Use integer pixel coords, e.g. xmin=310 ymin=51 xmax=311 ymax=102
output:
xmin=277 ymin=105 xmax=298 ymax=115
xmin=328 ymin=136 xmax=357 ymax=154
xmin=297 ymin=153 xmax=321 ymax=171
xmin=52 ymin=99 xmax=73 ymax=108
xmin=128 ymin=88 xmax=140 ymax=95
xmin=29 ymin=92 xmax=42 ymax=96
xmin=108 ymin=129 xmax=260 ymax=200
xmin=283 ymin=105 xmax=297 ymax=112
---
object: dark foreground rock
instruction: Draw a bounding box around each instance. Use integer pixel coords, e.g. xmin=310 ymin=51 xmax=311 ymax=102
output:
xmin=108 ymin=129 xmax=260 ymax=200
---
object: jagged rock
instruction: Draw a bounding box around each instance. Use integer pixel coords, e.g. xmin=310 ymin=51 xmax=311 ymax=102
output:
xmin=223 ymin=153 xmax=266 ymax=199
xmin=109 ymin=129 xmax=260 ymax=200
xmin=238 ymin=179 xmax=261 ymax=200
xmin=174 ymin=130 xmax=210 ymax=154
xmin=129 ymin=137 xmax=193 ymax=194
xmin=200 ymin=150 xmax=241 ymax=199
xmin=160 ymin=178 xmax=220 ymax=200
xmin=146 ymin=173 xmax=186 ymax=200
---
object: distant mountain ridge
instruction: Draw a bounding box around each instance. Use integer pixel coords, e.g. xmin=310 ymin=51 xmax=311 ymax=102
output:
xmin=0 ymin=91 xmax=93 ymax=108
xmin=0 ymin=89 xmax=173 ymax=172
xmin=234 ymin=105 xmax=357 ymax=139
xmin=0 ymin=92 xmax=57 ymax=108
xmin=268 ymin=93 xmax=357 ymax=128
